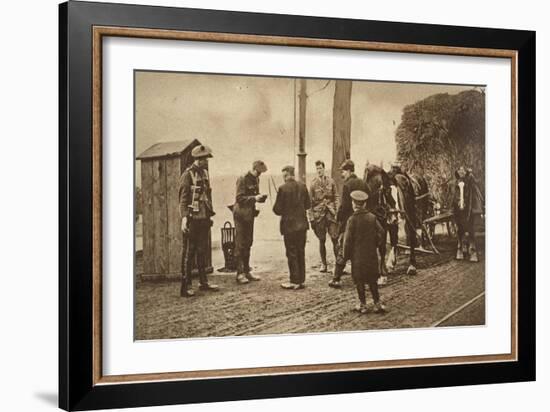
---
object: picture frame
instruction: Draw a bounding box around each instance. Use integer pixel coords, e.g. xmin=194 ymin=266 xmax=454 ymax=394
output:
xmin=59 ymin=1 xmax=535 ymax=410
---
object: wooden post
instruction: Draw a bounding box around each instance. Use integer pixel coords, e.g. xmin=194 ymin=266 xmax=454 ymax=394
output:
xmin=331 ymin=80 xmax=352 ymax=193
xmin=297 ymin=79 xmax=307 ymax=183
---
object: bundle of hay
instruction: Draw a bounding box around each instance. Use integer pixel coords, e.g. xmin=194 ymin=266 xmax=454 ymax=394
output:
xmin=395 ymin=89 xmax=485 ymax=208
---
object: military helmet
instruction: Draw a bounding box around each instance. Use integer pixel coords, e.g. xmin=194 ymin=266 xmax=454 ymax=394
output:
xmin=191 ymin=144 xmax=213 ymax=159
xmin=339 ymin=159 xmax=355 ymax=172
xmin=350 ymin=190 xmax=368 ymax=202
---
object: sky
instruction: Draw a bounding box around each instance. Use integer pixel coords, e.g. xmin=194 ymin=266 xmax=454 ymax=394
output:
xmin=135 ymin=71 xmax=473 ymax=181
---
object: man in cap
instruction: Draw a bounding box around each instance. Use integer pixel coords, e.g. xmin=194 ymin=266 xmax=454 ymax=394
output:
xmin=179 ymin=144 xmax=218 ymax=297
xmin=232 ymin=160 xmax=268 ymax=284
xmin=343 ymin=190 xmax=386 ymax=313
xmin=329 ymin=159 xmax=368 ymax=288
xmin=308 ymin=160 xmax=339 ymax=273
xmin=273 ymin=165 xmax=311 ymax=290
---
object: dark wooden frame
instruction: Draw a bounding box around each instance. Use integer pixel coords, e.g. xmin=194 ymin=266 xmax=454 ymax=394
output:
xmin=59 ymin=1 xmax=535 ymax=410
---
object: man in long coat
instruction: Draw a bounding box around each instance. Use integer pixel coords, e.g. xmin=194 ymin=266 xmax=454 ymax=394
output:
xmin=343 ymin=190 xmax=386 ymax=313
xmin=179 ymin=145 xmax=218 ymax=297
xmin=329 ymin=159 xmax=368 ymax=288
xmin=273 ymin=165 xmax=311 ymax=290
xmin=232 ymin=160 xmax=268 ymax=284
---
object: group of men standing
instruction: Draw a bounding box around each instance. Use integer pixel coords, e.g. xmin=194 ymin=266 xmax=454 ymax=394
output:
xmin=177 ymin=144 xmax=385 ymax=312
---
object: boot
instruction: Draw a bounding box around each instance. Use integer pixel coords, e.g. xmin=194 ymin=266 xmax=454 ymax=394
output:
xmin=245 ymin=272 xmax=261 ymax=281
xmin=243 ymin=252 xmax=260 ymax=280
xmin=235 ymin=257 xmax=249 ymax=284
xmin=236 ymin=273 xmax=249 ymax=284
xmin=180 ymin=288 xmax=195 ymax=297
xmin=281 ymin=282 xmax=300 ymax=290
xmin=180 ymin=280 xmax=195 ymax=297
xmin=378 ymin=276 xmax=388 ymax=286
xmin=328 ymin=264 xmax=343 ymax=288
xmin=199 ymin=283 xmax=219 ymax=291
xmin=353 ymin=303 xmax=368 ymax=314
xmin=199 ymin=273 xmax=219 ymax=291
xmin=373 ymin=301 xmax=386 ymax=313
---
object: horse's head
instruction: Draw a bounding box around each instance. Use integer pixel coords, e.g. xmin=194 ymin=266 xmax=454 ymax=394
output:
xmin=364 ymin=164 xmax=396 ymax=211
xmin=453 ymin=168 xmax=472 ymax=212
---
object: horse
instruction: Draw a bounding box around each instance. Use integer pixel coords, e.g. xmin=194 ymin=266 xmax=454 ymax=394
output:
xmin=363 ymin=164 xmax=395 ymax=281
xmin=364 ymin=164 xmax=432 ymax=277
xmin=386 ymin=172 xmax=421 ymax=275
xmin=407 ymin=174 xmax=433 ymax=247
xmin=451 ymin=168 xmax=484 ymax=262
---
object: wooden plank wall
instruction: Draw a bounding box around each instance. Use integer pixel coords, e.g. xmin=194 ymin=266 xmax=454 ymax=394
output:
xmin=152 ymin=159 xmax=168 ymax=274
xmin=141 ymin=161 xmax=155 ymax=274
xmin=141 ymin=150 xmax=213 ymax=278
xmin=166 ymin=158 xmax=182 ymax=274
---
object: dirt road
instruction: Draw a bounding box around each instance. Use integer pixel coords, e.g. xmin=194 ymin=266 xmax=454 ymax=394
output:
xmin=135 ymin=236 xmax=485 ymax=340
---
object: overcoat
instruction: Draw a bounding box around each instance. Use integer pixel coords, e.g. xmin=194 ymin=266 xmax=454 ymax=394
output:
xmin=178 ymin=164 xmax=214 ymax=220
xmin=233 ymin=172 xmax=260 ymax=223
xmin=273 ymin=178 xmax=311 ymax=235
xmin=343 ymin=209 xmax=385 ymax=284
xmin=233 ymin=171 xmax=261 ymax=251
xmin=336 ymin=173 xmax=368 ymax=232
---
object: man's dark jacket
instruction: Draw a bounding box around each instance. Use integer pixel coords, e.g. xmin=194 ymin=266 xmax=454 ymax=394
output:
xmin=336 ymin=173 xmax=368 ymax=228
xmin=233 ymin=172 xmax=260 ymax=222
xmin=273 ymin=178 xmax=311 ymax=235
xmin=343 ymin=209 xmax=384 ymax=284
xmin=178 ymin=164 xmax=214 ymax=220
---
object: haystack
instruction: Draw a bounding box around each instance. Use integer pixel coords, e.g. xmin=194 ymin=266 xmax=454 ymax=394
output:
xmin=395 ymin=89 xmax=485 ymax=207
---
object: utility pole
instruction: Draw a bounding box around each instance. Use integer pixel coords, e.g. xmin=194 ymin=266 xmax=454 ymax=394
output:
xmin=297 ymin=79 xmax=307 ymax=184
xmin=332 ymin=80 xmax=352 ymax=193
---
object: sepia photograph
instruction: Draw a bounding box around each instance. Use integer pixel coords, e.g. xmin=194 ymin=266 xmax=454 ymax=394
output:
xmin=134 ymin=70 xmax=486 ymax=340
xmin=55 ymin=3 xmax=534 ymax=409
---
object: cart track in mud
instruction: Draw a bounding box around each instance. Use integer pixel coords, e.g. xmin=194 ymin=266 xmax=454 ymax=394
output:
xmin=135 ymin=239 xmax=485 ymax=340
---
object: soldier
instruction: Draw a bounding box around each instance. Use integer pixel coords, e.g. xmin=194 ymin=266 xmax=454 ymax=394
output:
xmin=179 ymin=144 xmax=219 ymax=297
xmin=343 ymin=190 xmax=386 ymax=314
xmin=329 ymin=159 xmax=368 ymax=288
xmin=308 ymin=160 xmax=339 ymax=273
xmin=273 ymin=165 xmax=311 ymax=290
xmin=233 ymin=160 xmax=268 ymax=284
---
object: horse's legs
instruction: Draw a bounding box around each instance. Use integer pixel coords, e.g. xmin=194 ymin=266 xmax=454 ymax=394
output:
xmin=406 ymin=219 xmax=417 ymax=275
xmin=456 ymin=222 xmax=465 ymax=260
xmin=467 ymin=218 xmax=479 ymax=262
xmin=378 ymin=229 xmax=388 ymax=275
xmin=418 ymin=209 xmax=430 ymax=249
xmin=386 ymin=222 xmax=398 ymax=272
xmin=378 ymin=226 xmax=388 ymax=286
